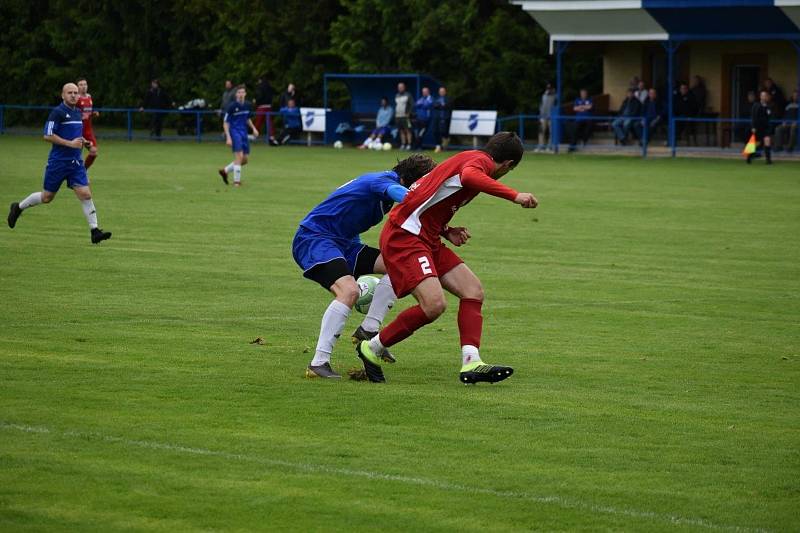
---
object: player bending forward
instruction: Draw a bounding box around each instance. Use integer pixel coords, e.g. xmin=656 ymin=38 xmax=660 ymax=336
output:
xmin=76 ymin=77 xmax=99 ymax=169
xmin=293 ymin=154 xmax=437 ymax=379
xmin=356 ymin=132 xmax=537 ymax=384
xmin=7 ymin=83 xmax=112 ymax=244
xmin=218 ymin=85 xmax=258 ymax=187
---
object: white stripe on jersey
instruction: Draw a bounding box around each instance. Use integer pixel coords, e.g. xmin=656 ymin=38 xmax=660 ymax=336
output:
xmin=61 ymin=121 xmax=83 ymax=125
xmin=232 ymin=110 xmax=250 ymax=116
xmin=400 ymin=174 xmax=463 ymax=235
xmin=46 ymin=121 xmax=54 ymax=135
xmin=223 ymin=113 xmax=229 ymax=122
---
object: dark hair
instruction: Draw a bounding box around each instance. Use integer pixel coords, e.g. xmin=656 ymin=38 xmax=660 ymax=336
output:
xmin=235 ymin=84 xmax=246 ymax=91
xmin=76 ymin=76 xmax=87 ymax=83
xmin=393 ymin=154 xmax=436 ymax=187
xmin=482 ymin=132 xmax=524 ymax=167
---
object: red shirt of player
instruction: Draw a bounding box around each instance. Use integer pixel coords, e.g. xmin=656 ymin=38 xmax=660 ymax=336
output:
xmin=388 ymin=150 xmax=519 ymax=246
xmin=76 ymin=94 xmax=95 ymax=142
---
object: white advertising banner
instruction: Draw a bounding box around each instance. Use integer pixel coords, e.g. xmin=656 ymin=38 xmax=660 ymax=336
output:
xmin=300 ymin=107 xmax=327 ymax=132
xmin=449 ymin=110 xmax=497 ymax=136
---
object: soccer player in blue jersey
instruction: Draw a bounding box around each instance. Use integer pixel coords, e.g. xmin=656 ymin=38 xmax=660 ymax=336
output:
xmin=218 ymin=85 xmax=259 ymax=187
xmin=293 ymin=154 xmax=436 ymax=379
xmin=7 ymin=83 xmax=111 ymax=244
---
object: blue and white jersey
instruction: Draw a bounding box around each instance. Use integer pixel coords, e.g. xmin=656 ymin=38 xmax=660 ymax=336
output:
xmin=44 ymin=103 xmax=83 ymax=162
xmin=224 ymin=100 xmax=253 ymax=134
xmin=299 ymin=171 xmax=407 ymax=240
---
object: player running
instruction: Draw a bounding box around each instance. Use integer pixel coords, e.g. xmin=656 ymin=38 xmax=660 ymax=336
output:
xmin=7 ymin=83 xmax=112 ymax=244
xmin=355 ymin=132 xmax=537 ymax=384
xmin=76 ymin=77 xmax=99 ymax=169
xmin=218 ymin=85 xmax=259 ymax=187
xmin=293 ymin=154 xmax=437 ymax=379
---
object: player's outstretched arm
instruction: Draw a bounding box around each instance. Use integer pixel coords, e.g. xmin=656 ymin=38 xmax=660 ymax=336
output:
xmin=514 ymin=192 xmax=538 ymax=208
xmin=247 ymin=119 xmax=259 ymax=137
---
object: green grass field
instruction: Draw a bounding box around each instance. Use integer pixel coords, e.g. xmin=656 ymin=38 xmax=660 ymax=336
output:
xmin=1 ymin=136 xmax=798 ymax=531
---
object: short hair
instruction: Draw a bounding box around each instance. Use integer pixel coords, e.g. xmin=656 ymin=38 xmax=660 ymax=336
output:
xmin=235 ymin=84 xmax=246 ymax=91
xmin=393 ymin=154 xmax=436 ymax=187
xmin=76 ymin=76 xmax=87 ymax=83
xmin=482 ymin=132 xmax=524 ymax=167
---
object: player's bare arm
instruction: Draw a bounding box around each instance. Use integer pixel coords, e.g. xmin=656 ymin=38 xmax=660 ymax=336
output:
xmin=247 ymin=119 xmax=259 ymax=137
xmin=223 ymin=121 xmax=232 ymax=146
xmin=44 ymin=133 xmax=85 ymax=149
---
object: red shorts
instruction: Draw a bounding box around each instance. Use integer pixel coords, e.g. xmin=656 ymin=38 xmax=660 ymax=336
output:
xmin=83 ymin=126 xmax=97 ymax=147
xmin=379 ymin=221 xmax=463 ymax=298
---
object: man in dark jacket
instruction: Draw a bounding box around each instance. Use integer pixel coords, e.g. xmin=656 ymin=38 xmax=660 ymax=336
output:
xmin=612 ymin=88 xmax=642 ymax=145
xmin=431 ymin=86 xmax=452 ymax=152
xmin=674 ymin=83 xmax=699 ymax=144
xmin=747 ymin=90 xmax=774 ymax=164
xmin=140 ymin=79 xmax=173 ymax=139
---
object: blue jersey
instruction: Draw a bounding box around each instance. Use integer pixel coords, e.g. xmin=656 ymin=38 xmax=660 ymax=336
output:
xmin=225 ymin=101 xmax=252 ymax=134
xmin=44 ymin=103 xmax=83 ymax=162
xmin=299 ymin=171 xmax=406 ymax=240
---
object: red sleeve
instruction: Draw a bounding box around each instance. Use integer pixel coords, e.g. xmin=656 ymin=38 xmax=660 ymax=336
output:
xmin=460 ymin=160 xmax=518 ymax=201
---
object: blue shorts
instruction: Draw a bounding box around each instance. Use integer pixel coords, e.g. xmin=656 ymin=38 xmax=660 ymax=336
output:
xmin=230 ymin=131 xmax=250 ymax=154
xmin=292 ymin=226 xmax=365 ymax=275
xmin=43 ymin=160 xmax=89 ymax=193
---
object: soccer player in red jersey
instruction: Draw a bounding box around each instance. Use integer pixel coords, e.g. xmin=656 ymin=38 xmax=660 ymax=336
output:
xmin=355 ymin=132 xmax=538 ymax=384
xmin=76 ymin=77 xmax=99 ymax=169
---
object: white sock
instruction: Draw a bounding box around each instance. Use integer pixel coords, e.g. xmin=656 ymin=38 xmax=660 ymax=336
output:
xmin=310 ymin=300 xmax=351 ymax=366
xmin=225 ymin=162 xmax=235 ymax=173
xmin=80 ymin=199 xmax=98 ymax=229
xmin=233 ymin=164 xmax=242 ymax=183
xmin=19 ymin=192 xmax=42 ymax=210
xmin=462 ymin=345 xmax=482 ymax=367
xmin=367 ymin=334 xmax=385 ymax=355
xmin=361 ymin=275 xmax=395 ymax=332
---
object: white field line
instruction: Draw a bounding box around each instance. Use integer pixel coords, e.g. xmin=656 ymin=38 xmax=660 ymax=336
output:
xmin=0 ymin=421 xmax=768 ymax=532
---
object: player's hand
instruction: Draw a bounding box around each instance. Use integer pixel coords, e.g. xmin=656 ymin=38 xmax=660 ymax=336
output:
xmin=68 ymin=137 xmax=85 ymax=149
xmin=514 ymin=192 xmax=538 ymax=208
xmin=444 ymin=226 xmax=471 ymax=246
xmin=226 ymin=136 xmax=232 ymax=147
xmin=252 ymin=129 xmax=259 ymax=138
xmin=83 ymin=140 xmax=92 ymax=149
xmin=751 ymin=128 xmax=756 ymax=133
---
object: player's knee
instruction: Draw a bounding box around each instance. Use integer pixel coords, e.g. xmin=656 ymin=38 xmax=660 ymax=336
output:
xmin=421 ymin=296 xmax=447 ymax=320
xmin=333 ymin=279 xmax=359 ymax=308
xmin=464 ymin=283 xmax=485 ymax=302
xmin=41 ymin=193 xmax=54 ymax=204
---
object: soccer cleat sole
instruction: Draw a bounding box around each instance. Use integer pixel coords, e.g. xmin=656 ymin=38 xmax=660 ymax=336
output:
xmin=460 ymin=366 xmax=514 ymax=385
xmin=305 ymin=367 xmax=342 ymax=379
xmin=355 ymin=343 xmax=386 ymax=383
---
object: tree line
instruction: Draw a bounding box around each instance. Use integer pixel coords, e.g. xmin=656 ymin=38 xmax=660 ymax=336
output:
xmin=2 ymin=0 xmax=601 ymax=114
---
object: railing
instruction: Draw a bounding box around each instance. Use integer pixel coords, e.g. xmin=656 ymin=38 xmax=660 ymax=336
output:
xmin=669 ymin=117 xmax=800 ymax=157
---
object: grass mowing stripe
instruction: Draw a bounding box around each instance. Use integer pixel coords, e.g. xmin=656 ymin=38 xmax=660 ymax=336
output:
xmin=0 ymin=421 xmax=767 ymax=533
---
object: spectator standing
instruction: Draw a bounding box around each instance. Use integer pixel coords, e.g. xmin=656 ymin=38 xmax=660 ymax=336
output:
xmin=634 ymin=80 xmax=648 ymax=104
xmin=536 ymin=82 xmax=555 ymax=152
xmin=747 ymin=90 xmax=774 ymax=164
xmin=691 ymin=75 xmax=707 ymax=114
xmin=278 ymin=98 xmax=302 ymax=145
xmin=279 ymin=83 xmax=299 ymax=109
xmin=673 ymin=83 xmax=699 ymax=144
xmin=432 ymin=86 xmax=452 ymax=153
xmin=140 ymin=79 xmax=173 ymax=140
xmin=220 ymin=80 xmax=235 ymax=114
xmin=569 ymin=89 xmax=593 ymax=151
xmin=412 ymin=87 xmax=433 ymax=149
xmin=359 ymin=97 xmax=394 ymax=149
xmin=774 ymin=90 xmax=798 ymax=153
xmin=394 ymin=82 xmax=413 ymax=150
xmin=612 ymin=88 xmax=642 ymax=145
xmin=764 ymin=78 xmax=785 ymax=118
xmin=253 ymin=75 xmax=275 ymax=142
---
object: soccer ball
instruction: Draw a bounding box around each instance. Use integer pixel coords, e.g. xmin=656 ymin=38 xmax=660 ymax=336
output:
xmin=382 ymin=142 xmax=392 ymax=151
xmin=333 ymin=140 xmax=343 ymax=149
xmin=354 ymin=275 xmax=380 ymax=314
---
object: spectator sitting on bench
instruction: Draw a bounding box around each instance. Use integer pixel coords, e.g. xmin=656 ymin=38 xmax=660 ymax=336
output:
xmin=612 ymin=88 xmax=642 ymax=145
xmin=278 ymin=98 xmax=301 ymax=145
xmin=643 ymin=88 xmax=666 ymax=138
xmin=359 ymin=97 xmax=394 ymax=149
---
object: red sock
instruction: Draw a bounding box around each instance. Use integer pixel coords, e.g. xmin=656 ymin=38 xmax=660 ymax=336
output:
xmin=458 ymin=298 xmax=483 ymax=348
xmin=379 ymin=305 xmax=433 ymax=347
xmin=85 ymin=154 xmax=96 ymax=169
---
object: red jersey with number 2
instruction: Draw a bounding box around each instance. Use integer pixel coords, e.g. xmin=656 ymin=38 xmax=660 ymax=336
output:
xmin=388 ymin=150 xmax=519 ymax=246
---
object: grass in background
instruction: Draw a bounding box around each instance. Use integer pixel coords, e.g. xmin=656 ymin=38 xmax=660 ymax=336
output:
xmin=1 ymin=136 xmax=798 ymax=531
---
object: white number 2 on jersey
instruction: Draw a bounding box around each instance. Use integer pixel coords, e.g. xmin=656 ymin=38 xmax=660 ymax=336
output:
xmin=418 ymin=256 xmax=433 ymax=275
